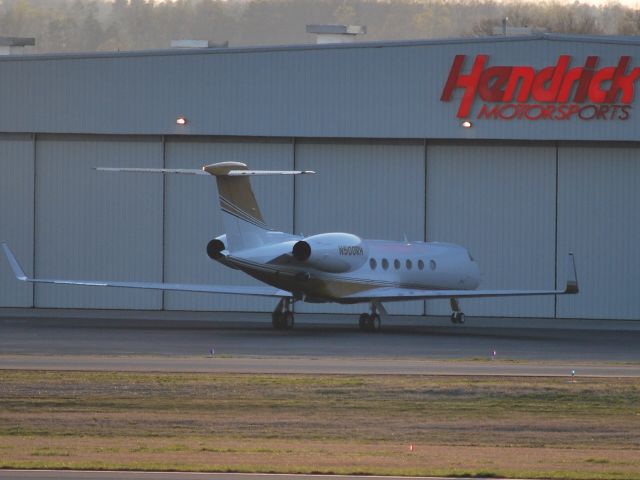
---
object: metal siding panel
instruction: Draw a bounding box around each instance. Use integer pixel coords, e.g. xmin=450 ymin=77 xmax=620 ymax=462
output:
xmin=1 ymin=38 xmax=639 ymax=140
xmin=295 ymin=142 xmax=425 ymax=315
xmin=0 ymin=134 xmax=34 ymax=307
xmin=557 ymin=146 xmax=640 ymax=319
xmin=426 ymin=144 xmax=556 ymax=318
xmin=34 ymin=136 xmax=164 ymax=309
xmin=163 ymin=139 xmax=293 ymax=312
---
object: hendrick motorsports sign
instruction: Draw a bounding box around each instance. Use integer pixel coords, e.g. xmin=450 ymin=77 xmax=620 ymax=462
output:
xmin=440 ymin=55 xmax=640 ymax=121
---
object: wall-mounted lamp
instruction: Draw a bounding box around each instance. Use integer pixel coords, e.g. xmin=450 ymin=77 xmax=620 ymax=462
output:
xmin=461 ymin=120 xmax=472 ymax=128
xmin=176 ymin=116 xmax=188 ymax=126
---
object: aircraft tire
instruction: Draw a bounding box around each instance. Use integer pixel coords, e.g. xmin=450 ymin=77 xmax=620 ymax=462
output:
xmin=371 ymin=314 xmax=381 ymax=332
xmin=284 ymin=312 xmax=294 ymax=330
xmin=358 ymin=313 xmax=369 ymax=330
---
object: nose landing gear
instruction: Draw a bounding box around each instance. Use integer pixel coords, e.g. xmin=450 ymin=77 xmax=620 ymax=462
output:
xmin=272 ymin=297 xmax=294 ymax=330
xmin=450 ymin=298 xmax=465 ymax=324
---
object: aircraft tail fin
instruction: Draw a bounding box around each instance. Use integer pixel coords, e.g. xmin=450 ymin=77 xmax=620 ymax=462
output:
xmin=202 ymin=162 xmax=314 ymax=252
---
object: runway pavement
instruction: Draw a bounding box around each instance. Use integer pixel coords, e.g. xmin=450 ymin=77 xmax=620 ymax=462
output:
xmin=1 ymin=315 xmax=639 ymax=376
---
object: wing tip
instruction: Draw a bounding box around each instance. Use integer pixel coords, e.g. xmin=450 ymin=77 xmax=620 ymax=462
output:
xmin=1 ymin=243 xmax=29 ymax=281
xmin=564 ymin=252 xmax=579 ymax=294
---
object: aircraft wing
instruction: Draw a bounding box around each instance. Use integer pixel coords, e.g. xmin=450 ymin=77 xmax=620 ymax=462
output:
xmin=1 ymin=243 xmax=292 ymax=298
xmin=345 ymin=253 xmax=578 ymax=302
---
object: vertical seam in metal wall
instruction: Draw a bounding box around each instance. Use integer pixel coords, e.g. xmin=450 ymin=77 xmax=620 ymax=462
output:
xmin=423 ymin=138 xmax=428 ymax=317
xmin=292 ymin=137 xmax=296 ymax=314
xmin=161 ymin=135 xmax=166 ymax=311
xmin=554 ymin=143 xmax=559 ymax=319
xmin=292 ymin=137 xmax=297 ymax=236
xmin=31 ymin=133 xmax=37 ymax=308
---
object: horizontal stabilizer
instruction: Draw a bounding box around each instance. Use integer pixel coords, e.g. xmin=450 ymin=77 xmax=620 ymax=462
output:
xmin=227 ymin=170 xmax=315 ymax=176
xmin=1 ymin=243 xmax=291 ymax=298
xmin=94 ymin=167 xmax=315 ymax=176
xmin=95 ymin=167 xmax=208 ymax=175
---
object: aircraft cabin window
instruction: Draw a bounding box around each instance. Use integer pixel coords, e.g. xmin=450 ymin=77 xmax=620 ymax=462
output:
xmin=418 ymin=260 xmax=424 ymax=270
xmin=430 ymin=259 xmax=437 ymax=270
xmin=406 ymin=259 xmax=412 ymax=270
xmin=382 ymin=258 xmax=389 ymax=270
xmin=394 ymin=259 xmax=400 ymax=270
xmin=370 ymin=258 xmax=377 ymax=270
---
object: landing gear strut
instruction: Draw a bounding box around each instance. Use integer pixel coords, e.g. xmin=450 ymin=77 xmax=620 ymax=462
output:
xmin=449 ymin=298 xmax=465 ymax=324
xmin=358 ymin=301 xmax=382 ymax=332
xmin=272 ymin=298 xmax=294 ymax=330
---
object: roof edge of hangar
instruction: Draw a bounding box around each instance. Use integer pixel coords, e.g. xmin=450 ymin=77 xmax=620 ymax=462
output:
xmin=2 ymin=33 xmax=640 ymax=63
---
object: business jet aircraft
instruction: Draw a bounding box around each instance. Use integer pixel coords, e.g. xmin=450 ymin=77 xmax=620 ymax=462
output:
xmin=1 ymin=161 xmax=578 ymax=332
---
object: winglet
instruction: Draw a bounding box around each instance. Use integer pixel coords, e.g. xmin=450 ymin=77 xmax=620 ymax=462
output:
xmin=1 ymin=243 xmax=29 ymax=281
xmin=564 ymin=252 xmax=579 ymax=294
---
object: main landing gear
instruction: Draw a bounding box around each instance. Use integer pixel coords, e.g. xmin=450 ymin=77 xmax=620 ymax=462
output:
xmin=450 ymin=298 xmax=465 ymax=324
xmin=359 ymin=302 xmax=383 ymax=332
xmin=272 ymin=298 xmax=294 ymax=330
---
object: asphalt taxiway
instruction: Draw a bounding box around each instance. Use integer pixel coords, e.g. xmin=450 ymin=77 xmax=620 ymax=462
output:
xmin=1 ymin=315 xmax=639 ymax=376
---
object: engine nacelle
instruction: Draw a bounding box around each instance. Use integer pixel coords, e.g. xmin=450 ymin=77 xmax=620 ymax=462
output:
xmin=292 ymin=233 xmax=368 ymax=273
xmin=206 ymin=235 xmax=227 ymax=260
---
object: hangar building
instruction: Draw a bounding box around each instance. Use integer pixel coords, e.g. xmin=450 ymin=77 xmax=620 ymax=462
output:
xmin=0 ymin=33 xmax=638 ymax=321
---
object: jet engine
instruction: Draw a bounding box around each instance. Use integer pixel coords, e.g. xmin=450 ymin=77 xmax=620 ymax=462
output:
xmin=206 ymin=236 xmax=227 ymax=260
xmin=292 ymin=233 xmax=368 ymax=273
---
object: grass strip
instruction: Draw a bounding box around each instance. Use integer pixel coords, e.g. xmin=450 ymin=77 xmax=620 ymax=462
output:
xmin=1 ymin=370 xmax=639 ymax=478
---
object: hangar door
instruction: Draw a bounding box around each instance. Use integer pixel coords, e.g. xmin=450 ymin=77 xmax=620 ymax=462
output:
xmin=294 ymin=142 xmax=425 ymax=315
xmin=557 ymin=146 xmax=640 ymax=320
xmin=34 ymin=135 xmax=164 ymax=309
xmin=0 ymin=134 xmax=34 ymax=307
xmin=163 ymin=138 xmax=294 ymax=312
xmin=426 ymin=144 xmax=556 ymax=318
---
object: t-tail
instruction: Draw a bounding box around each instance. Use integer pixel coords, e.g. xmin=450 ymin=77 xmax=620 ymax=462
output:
xmin=95 ymin=161 xmax=314 ymax=252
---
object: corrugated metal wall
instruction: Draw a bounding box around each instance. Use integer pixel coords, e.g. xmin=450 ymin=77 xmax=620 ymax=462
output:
xmin=0 ymin=134 xmax=34 ymax=307
xmin=294 ymin=142 xmax=425 ymax=315
xmin=1 ymin=134 xmax=638 ymax=320
xmin=1 ymin=38 xmax=639 ymax=142
xmin=557 ymin=146 xmax=640 ymax=320
xmin=425 ymin=144 xmax=557 ymax=318
xmin=163 ymin=138 xmax=293 ymax=312
xmin=34 ymin=135 xmax=164 ymax=309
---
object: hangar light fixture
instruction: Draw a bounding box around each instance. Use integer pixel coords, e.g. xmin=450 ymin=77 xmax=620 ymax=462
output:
xmin=176 ymin=116 xmax=188 ymax=126
xmin=461 ymin=120 xmax=472 ymax=128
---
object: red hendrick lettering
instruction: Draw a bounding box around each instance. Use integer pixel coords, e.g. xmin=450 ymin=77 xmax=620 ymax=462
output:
xmin=574 ymin=56 xmax=599 ymax=102
xmin=504 ymin=66 xmax=535 ymax=102
xmin=479 ymin=66 xmax=512 ymax=102
xmin=532 ymin=55 xmax=570 ymax=102
xmin=605 ymin=57 xmax=640 ymax=103
xmin=442 ymin=54 xmax=638 ymax=120
xmin=589 ymin=66 xmax=616 ymax=102
xmin=440 ymin=54 xmax=487 ymax=118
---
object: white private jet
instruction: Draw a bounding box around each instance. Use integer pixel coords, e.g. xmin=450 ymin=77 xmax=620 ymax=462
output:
xmin=1 ymin=162 xmax=578 ymax=331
